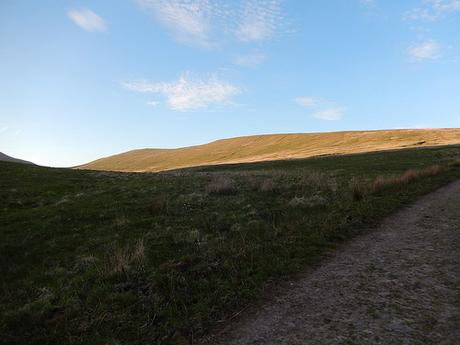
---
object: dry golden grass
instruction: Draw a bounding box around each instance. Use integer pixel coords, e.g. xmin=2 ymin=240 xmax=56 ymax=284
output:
xmin=370 ymin=165 xmax=448 ymax=194
xmin=400 ymin=169 xmax=420 ymax=183
xmin=78 ymin=129 xmax=460 ymax=173
xmin=420 ymin=164 xmax=448 ymax=176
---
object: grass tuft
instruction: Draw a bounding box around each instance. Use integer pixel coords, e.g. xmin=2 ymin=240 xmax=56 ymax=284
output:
xmin=350 ymin=179 xmax=366 ymax=201
xmin=106 ymin=239 xmax=145 ymax=275
xmin=206 ymin=176 xmax=236 ymax=195
xmin=370 ymin=164 xmax=448 ymax=194
xmin=288 ymin=194 xmax=327 ymax=208
xmin=148 ymin=195 xmax=169 ymax=215
xmin=259 ymin=178 xmax=277 ymax=193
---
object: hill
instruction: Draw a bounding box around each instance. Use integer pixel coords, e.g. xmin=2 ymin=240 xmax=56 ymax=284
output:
xmin=2 ymin=145 xmax=460 ymax=344
xmin=79 ymin=128 xmax=460 ymax=172
xmin=0 ymin=152 xmax=34 ymax=165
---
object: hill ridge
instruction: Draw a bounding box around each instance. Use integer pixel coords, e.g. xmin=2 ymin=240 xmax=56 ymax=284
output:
xmin=79 ymin=128 xmax=460 ymax=173
xmin=0 ymin=152 xmax=35 ymax=165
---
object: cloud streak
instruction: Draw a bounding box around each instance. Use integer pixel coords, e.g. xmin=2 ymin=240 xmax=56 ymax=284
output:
xmin=408 ymin=40 xmax=442 ymax=60
xmin=232 ymin=50 xmax=266 ymax=67
xmin=136 ymin=0 xmax=284 ymax=46
xmin=67 ymin=8 xmax=107 ymax=32
xmin=124 ymin=73 xmax=240 ymax=111
xmin=313 ymin=108 xmax=344 ymax=121
xmin=295 ymin=96 xmax=344 ymax=121
xmin=136 ymin=0 xmax=220 ymax=46
xmin=147 ymin=101 xmax=159 ymax=107
xmin=235 ymin=0 xmax=283 ymax=42
xmin=294 ymin=96 xmax=320 ymax=108
xmin=404 ymin=0 xmax=460 ymax=21
xmin=360 ymin=0 xmax=376 ymax=7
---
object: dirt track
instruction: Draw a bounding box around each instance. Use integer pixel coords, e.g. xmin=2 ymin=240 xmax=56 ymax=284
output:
xmin=209 ymin=180 xmax=460 ymax=345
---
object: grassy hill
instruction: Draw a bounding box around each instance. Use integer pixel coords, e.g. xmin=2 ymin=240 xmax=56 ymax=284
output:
xmin=2 ymin=145 xmax=460 ymax=344
xmin=0 ymin=152 xmax=34 ymax=165
xmin=79 ymin=129 xmax=460 ymax=172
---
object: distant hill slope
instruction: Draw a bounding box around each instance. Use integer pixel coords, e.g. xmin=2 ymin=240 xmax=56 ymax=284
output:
xmin=79 ymin=129 xmax=460 ymax=173
xmin=0 ymin=152 xmax=35 ymax=165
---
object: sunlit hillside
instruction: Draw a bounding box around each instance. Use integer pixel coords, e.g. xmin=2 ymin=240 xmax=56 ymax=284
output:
xmin=79 ymin=129 xmax=460 ymax=172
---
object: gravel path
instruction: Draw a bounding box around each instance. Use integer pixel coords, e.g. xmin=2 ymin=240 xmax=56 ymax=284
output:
xmin=210 ymin=180 xmax=460 ymax=345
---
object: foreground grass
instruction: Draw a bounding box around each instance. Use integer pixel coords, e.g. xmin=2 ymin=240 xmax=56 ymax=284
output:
xmin=1 ymin=146 xmax=460 ymax=345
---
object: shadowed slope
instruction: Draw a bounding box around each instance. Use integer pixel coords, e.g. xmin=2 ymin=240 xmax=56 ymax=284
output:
xmin=79 ymin=129 xmax=460 ymax=172
xmin=0 ymin=152 xmax=35 ymax=165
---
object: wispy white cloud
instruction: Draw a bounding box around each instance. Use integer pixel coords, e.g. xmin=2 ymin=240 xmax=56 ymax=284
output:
xmin=360 ymin=0 xmax=376 ymax=7
xmin=232 ymin=50 xmax=266 ymax=67
xmin=295 ymin=96 xmax=344 ymax=121
xmin=294 ymin=96 xmax=320 ymax=108
xmin=408 ymin=40 xmax=442 ymax=60
xmin=0 ymin=126 xmax=22 ymax=136
xmin=235 ymin=0 xmax=283 ymax=42
xmin=135 ymin=0 xmax=221 ymax=46
xmin=147 ymin=101 xmax=159 ymax=107
xmin=136 ymin=0 xmax=285 ymax=46
xmin=313 ymin=108 xmax=344 ymax=121
xmin=67 ymin=8 xmax=107 ymax=32
xmin=124 ymin=73 xmax=240 ymax=111
xmin=404 ymin=0 xmax=460 ymax=21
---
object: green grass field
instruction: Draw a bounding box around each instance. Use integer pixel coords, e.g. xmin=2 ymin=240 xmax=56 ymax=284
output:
xmin=1 ymin=145 xmax=460 ymax=345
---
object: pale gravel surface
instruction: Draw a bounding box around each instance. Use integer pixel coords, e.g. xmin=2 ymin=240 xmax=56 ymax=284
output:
xmin=208 ymin=180 xmax=460 ymax=345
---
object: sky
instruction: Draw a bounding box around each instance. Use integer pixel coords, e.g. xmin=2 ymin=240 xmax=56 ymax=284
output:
xmin=0 ymin=0 xmax=459 ymax=167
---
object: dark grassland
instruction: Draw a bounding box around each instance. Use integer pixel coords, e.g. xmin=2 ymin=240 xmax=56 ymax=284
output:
xmin=1 ymin=146 xmax=459 ymax=345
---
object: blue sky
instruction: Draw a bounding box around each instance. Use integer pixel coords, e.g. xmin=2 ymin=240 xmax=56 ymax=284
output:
xmin=1 ymin=0 xmax=459 ymax=167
